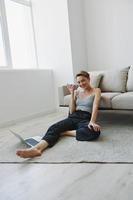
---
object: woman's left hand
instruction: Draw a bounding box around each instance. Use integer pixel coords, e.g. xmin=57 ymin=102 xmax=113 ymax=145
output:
xmin=88 ymin=122 xmax=101 ymax=132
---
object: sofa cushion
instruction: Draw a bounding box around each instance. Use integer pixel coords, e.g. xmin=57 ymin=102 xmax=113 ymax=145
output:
xmin=99 ymin=67 xmax=130 ymax=92
xmin=112 ymin=92 xmax=133 ymax=110
xmin=126 ymin=66 xmax=133 ymax=91
xmin=100 ymin=92 xmax=121 ymax=109
xmin=64 ymin=94 xmax=71 ymax=106
xmin=90 ymin=74 xmax=103 ymax=88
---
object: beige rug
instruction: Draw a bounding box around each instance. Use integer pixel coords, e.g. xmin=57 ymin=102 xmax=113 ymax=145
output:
xmin=0 ymin=109 xmax=133 ymax=163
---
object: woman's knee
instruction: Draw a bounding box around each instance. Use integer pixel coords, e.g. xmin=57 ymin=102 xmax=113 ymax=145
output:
xmin=76 ymin=127 xmax=100 ymax=141
xmin=47 ymin=121 xmax=62 ymax=133
xmin=47 ymin=118 xmax=72 ymax=133
xmin=89 ymin=128 xmax=101 ymax=139
xmin=47 ymin=123 xmax=56 ymax=131
xmin=92 ymin=130 xmax=100 ymax=139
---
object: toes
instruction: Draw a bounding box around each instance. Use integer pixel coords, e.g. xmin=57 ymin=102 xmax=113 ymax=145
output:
xmin=16 ymin=150 xmax=26 ymax=158
xmin=16 ymin=150 xmax=21 ymax=156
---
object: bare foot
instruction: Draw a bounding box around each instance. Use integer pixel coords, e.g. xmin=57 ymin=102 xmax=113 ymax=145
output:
xmin=16 ymin=148 xmax=41 ymax=158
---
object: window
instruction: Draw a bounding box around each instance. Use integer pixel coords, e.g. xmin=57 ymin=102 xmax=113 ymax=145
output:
xmin=0 ymin=23 xmax=6 ymax=66
xmin=0 ymin=0 xmax=38 ymax=69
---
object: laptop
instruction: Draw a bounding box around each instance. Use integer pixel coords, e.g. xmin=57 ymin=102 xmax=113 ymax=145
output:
xmin=10 ymin=129 xmax=42 ymax=147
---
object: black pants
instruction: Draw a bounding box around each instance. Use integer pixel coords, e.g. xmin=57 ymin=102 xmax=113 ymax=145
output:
xmin=42 ymin=110 xmax=101 ymax=147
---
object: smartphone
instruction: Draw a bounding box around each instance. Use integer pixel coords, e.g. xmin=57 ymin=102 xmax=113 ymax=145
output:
xmin=67 ymin=83 xmax=78 ymax=90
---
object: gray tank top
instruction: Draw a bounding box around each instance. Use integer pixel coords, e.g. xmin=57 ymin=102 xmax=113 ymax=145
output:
xmin=76 ymin=95 xmax=95 ymax=113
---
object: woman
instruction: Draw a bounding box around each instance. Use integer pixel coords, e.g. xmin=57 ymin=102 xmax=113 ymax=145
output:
xmin=16 ymin=71 xmax=101 ymax=158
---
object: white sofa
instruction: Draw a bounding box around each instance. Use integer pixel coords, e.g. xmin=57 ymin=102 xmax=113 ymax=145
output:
xmin=58 ymin=65 xmax=133 ymax=110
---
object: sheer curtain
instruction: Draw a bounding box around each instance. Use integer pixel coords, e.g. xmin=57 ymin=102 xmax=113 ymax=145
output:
xmin=5 ymin=0 xmax=37 ymax=68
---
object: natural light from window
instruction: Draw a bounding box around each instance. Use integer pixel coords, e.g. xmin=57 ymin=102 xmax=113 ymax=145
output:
xmin=5 ymin=0 xmax=37 ymax=69
xmin=0 ymin=23 xmax=6 ymax=66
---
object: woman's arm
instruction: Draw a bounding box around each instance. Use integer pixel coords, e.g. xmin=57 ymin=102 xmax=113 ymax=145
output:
xmin=89 ymin=88 xmax=101 ymax=131
xmin=67 ymin=85 xmax=77 ymax=114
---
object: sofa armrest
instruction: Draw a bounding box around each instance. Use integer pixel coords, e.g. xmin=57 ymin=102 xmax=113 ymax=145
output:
xmin=58 ymin=85 xmax=70 ymax=106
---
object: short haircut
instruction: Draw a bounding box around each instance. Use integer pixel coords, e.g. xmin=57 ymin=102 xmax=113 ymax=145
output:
xmin=75 ymin=70 xmax=90 ymax=79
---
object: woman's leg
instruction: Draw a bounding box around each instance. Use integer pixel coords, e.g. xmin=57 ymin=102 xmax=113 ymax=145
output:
xmin=16 ymin=130 xmax=77 ymax=158
xmin=42 ymin=118 xmax=75 ymax=147
xmin=61 ymin=130 xmax=76 ymax=137
xmin=16 ymin=117 xmax=75 ymax=158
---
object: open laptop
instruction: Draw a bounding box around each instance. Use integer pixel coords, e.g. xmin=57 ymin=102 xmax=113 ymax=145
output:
xmin=10 ymin=129 xmax=42 ymax=147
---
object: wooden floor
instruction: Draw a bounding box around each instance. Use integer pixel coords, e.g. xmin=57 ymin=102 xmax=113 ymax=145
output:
xmin=0 ymin=108 xmax=133 ymax=200
xmin=0 ymin=164 xmax=133 ymax=200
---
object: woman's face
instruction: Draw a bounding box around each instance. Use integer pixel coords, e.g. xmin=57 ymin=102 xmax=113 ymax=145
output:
xmin=76 ymin=75 xmax=90 ymax=89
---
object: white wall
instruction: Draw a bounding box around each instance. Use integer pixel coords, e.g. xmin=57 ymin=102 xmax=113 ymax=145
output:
xmin=32 ymin=0 xmax=133 ymax=76
xmin=0 ymin=69 xmax=56 ymax=127
xmin=84 ymin=0 xmax=133 ymax=71
xmin=31 ymin=0 xmax=74 ymax=86
xmin=67 ymin=0 xmax=88 ymax=76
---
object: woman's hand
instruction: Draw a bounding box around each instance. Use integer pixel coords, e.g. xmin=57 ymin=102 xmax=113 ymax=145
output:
xmin=67 ymin=84 xmax=78 ymax=94
xmin=88 ymin=121 xmax=101 ymax=132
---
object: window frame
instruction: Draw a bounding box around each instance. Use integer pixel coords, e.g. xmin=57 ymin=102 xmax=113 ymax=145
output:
xmin=0 ymin=0 xmax=38 ymax=68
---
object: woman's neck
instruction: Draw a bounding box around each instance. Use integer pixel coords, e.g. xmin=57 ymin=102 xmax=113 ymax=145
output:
xmin=83 ymin=86 xmax=93 ymax=93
